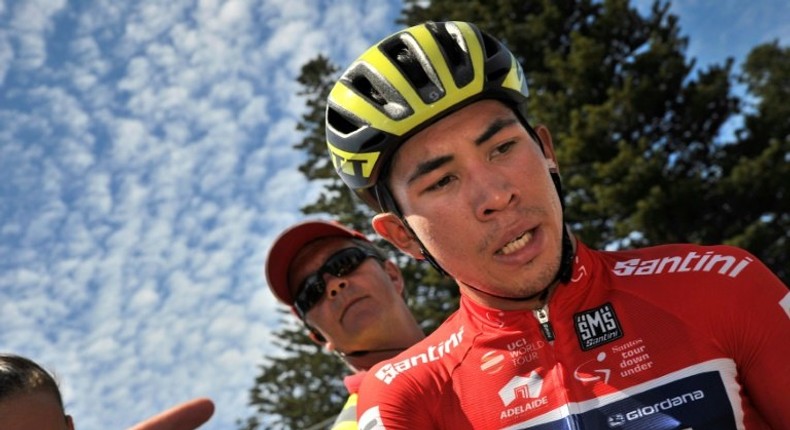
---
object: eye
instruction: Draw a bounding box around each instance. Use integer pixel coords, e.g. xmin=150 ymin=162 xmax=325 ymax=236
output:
xmin=491 ymin=140 xmax=516 ymax=158
xmin=425 ymin=174 xmax=456 ymax=192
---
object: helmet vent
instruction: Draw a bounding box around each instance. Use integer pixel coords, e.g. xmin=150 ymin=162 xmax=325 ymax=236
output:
xmin=352 ymin=75 xmax=386 ymax=106
xmin=480 ymin=32 xmax=509 ymax=83
xmin=380 ymin=33 xmax=445 ymax=104
xmin=428 ymin=22 xmax=473 ymax=88
xmin=341 ymin=63 xmax=414 ymax=120
xmin=327 ymin=106 xmax=362 ymax=134
xmin=481 ymin=32 xmax=501 ymax=59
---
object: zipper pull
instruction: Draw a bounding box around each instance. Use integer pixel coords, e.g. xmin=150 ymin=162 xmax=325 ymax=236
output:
xmin=534 ymin=306 xmax=555 ymax=341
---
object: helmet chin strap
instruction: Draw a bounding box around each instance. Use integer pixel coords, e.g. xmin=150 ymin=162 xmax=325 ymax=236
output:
xmin=551 ymin=172 xmax=574 ymax=285
xmin=375 ymin=183 xmax=448 ymax=277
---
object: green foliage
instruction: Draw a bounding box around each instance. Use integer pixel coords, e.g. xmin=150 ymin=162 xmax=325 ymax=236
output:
xmin=715 ymin=41 xmax=789 ymax=281
xmin=243 ymin=1 xmax=788 ymax=428
xmin=240 ymin=308 xmax=350 ymax=430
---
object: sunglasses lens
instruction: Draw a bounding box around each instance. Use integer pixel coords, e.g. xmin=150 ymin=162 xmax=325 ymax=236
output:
xmin=325 ymin=249 xmax=365 ymax=277
xmin=295 ymin=275 xmax=324 ymax=317
xmin=294 ymin=248 xmax=379 ymax=317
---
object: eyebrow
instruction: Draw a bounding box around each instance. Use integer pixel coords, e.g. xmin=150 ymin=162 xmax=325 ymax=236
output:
xmin=407 ymin=154 xmax=453 ymax=184
xmin=405 ymin=116 xmax=519 ymax=185
xmin=474 ymin=117 xmax=518 ymax=145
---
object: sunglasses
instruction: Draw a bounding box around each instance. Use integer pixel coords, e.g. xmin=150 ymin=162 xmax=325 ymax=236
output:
xmin=293 ymin=247 xmax=383 ymax=319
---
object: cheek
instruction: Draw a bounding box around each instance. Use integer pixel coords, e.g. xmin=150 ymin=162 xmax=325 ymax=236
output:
xmin=406 ymin=213 xmax=470 ymax=259
xmin=305 ymin=305 xmax=334 ymax=329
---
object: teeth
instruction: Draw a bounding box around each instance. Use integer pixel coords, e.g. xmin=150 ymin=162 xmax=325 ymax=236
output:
xmin=499 ymin=230 xmax=533 ymax=255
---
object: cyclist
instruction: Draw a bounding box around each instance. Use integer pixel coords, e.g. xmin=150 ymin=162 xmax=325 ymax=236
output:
xmin=324 ymin=20 xmax=790 ymax=429
xmin=265 ymin=219 xmax=424 ymax=429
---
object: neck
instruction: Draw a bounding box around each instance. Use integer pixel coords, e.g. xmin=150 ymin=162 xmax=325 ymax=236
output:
xmin=339 ymin=346 xmax=411 ymax=371
xmin=459 ymin=280 xmax=554 ymax=311
xmin=338 ymin=319 xmax=425 ymax=371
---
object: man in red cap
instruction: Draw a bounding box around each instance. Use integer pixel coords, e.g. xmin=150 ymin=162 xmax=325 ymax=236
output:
xmin=265 ymin=219 xmax=424 ymax=429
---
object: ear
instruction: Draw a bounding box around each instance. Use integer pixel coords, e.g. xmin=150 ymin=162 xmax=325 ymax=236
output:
xmin=372 ymin=213 xmax=423 ymax=259
xmin=323 ymin=339 xmax=336 ymax=353
xmin=66 ymin=415 xmax=75 ymax=430
xmin=383 ymin=259 xmax=405 ymax=295
xmin=534 ymin=124 xmax=559 ymax=173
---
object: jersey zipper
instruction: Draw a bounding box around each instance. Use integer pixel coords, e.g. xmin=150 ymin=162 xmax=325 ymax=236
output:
xmin=533 ymin=304 xmax=555 ymax=342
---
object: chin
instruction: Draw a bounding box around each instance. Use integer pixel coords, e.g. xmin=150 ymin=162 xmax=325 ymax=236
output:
xmin=523 ymin=259 xmax=561 ymax=290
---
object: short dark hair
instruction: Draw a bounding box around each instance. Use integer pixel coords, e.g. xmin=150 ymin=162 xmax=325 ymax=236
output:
xmin=349 ymin=237 xmax=388 ymax=261
xmin=0 ymin=354 xmax=66 ymax=412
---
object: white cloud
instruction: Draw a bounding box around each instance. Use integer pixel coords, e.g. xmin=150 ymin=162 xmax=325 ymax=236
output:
xmin=5 ymin=0 xmax=67 ymax=69
xmin=0 ymin=30 xmax=14 ymax=85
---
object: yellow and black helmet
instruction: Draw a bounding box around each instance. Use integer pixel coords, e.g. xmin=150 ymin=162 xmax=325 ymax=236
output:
xmin=326 ymin=21 xmax=530 ymax=211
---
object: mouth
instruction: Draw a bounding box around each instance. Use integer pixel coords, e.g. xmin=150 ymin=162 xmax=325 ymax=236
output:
xmin=339 ymin=296 xmax=368 ymax=324
xmin=496 ymin=229 xmax=535 ymax=255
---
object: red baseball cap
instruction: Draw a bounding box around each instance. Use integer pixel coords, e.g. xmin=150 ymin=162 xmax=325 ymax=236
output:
xmin=265 ymin=219 xmax=369 ymax=306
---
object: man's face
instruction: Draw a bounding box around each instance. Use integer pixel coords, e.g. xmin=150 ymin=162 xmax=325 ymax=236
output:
xmin=288 ymin=237 xmax=406 ymax=352
xmin=382 ymin=100 xmax=564 ymax=305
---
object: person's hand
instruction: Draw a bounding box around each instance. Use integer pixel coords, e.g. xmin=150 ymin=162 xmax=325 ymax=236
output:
xmin=126 ymin=397 xmax=215 ymax=430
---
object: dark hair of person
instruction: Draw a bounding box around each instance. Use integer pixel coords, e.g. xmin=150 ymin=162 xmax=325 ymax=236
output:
xmin=0 ymin=354 xmax=66 ymax=413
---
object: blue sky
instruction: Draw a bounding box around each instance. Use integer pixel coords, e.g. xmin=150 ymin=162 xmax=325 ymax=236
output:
xmin=0 ymin=1 xmax=787 ymax=429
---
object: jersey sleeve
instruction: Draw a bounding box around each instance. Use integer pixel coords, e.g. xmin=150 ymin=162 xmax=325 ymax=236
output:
xmin=356 ymin=365 xmax=435 ymax=429
xmin=721 ymin=246 xmax=790 ymax=428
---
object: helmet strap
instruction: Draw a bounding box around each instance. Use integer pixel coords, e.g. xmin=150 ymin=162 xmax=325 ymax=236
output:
xmin=526 ymin=119 xmax=574 ymax=284
xmin=551 ymin=172 xmax=574 ymax=284
xmin=375 ymin=183 xmax=449 ymax=277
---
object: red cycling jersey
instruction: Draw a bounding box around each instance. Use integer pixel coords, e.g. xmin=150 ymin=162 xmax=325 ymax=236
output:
xmin=357 ymin=241 xmax=790 ymax=429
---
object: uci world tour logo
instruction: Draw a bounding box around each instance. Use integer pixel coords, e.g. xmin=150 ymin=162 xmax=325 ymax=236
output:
xmin=574 ymin=303 xmax=624 ymax=351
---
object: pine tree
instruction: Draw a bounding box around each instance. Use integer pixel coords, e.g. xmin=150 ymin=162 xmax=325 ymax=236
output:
xmin=712 ymin=41 xmax=789 ymax=282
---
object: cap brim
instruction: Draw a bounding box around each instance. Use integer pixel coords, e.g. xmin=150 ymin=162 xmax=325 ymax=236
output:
xmin=265 ymin=220 xmax=368 ymax=305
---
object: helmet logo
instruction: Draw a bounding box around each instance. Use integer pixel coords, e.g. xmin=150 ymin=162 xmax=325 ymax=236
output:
xmin=327 ymin=141 xmax=380 ymax=180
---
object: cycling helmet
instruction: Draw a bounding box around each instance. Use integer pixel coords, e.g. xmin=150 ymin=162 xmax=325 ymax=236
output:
xmin=326 ymin=21 xmax=530 ymax=212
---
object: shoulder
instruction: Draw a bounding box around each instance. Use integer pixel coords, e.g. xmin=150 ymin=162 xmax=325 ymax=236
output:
xmin=593 ymin=243 xmax=787 ymax=309
xmin=600 ymin=243 xmax=758 ymax=279
xmin=365 ymin=313 xmax=467 ymax=388
xmin=359 ymin=310 xmax=472 ymax=402
xmin=357 ymin=315 xmax=469 ymax=429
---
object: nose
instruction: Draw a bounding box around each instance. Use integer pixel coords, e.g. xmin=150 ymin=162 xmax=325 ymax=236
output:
xmin=473 ymin=168 xmax=517 ymax=220
xmin=324 ymin=274 xmax=348 ymax=300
